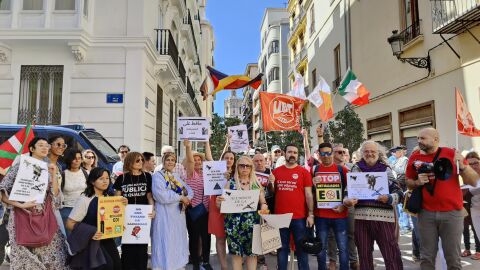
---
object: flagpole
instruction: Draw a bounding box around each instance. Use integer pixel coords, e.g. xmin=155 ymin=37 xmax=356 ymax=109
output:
xmin=455 ymin=88 xmax=460 ymax=174
xmin=264 ymin=130 xmax=269 ymax=153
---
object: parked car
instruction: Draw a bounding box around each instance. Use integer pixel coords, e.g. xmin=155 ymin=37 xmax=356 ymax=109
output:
xmin=0 ymin=124 xmax=118 ymax=171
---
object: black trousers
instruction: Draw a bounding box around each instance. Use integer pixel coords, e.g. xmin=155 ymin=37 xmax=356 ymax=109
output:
xmin=121 ymin=244 xmax=148 ymax=270
xmin=95 ymin=239 xmax=122 ymax=270
xmin=186 ymin=212 xmax=211 ymax=265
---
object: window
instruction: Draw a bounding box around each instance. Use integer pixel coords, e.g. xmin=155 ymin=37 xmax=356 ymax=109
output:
xmin=310 ymin=5 xmax=315 ymax=34
xmin=0 ymin=0 xmax=11 ymax=10
xmin=18 ymin=66 xmax=63 ymax=125
xmin=55 ymin=0 xmax=75 ymax=10
xmin=399 ymin=101 xmax=435 ymax=155
xmin=268 ymin=40 xmax=279 ymax=57
xmin=367 ymin=113 xmax=393 ymax=149
xmin=401 ymin=0 xmax=420 ymax=43
xmin=83 ymin=0 xmax=88 ymax=17
xmin=311 ymin=68 xmax=317 ymax=88
xmin=23 ymin=0 xmax=43 ymax=10
xmin=156 ymin=86 xmax=163 ymax=156
xmin=268 ymin=67 xmax=279 ymax=83
xmin=333 ymin=44 xmax=341 ymax=88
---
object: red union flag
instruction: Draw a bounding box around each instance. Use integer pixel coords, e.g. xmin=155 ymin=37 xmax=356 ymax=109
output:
xmin=260 ymin=92 xmax=305 ymax=132
xmin=456 ymin=88 xmax=480 ymax=136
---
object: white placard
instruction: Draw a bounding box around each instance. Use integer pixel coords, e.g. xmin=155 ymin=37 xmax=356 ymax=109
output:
xmin=177 ymin=117 xmax=210 ymax=141
xmin=203 ymin=161 xmax=227 ymax=195
xmin=121 ymin=205 xmax=153 ymax=244
xmin=228 ymin=125 xmax=249 ymax=153
xmin=260 ymin=213 xmax=293 ymax=229
xmin=220 ymin=189 xmax=260 ymax=213
xmin=9 ymin=156 xmax=49 ymax=203
xmin=346 ymin=172 xmax=389 ymax=200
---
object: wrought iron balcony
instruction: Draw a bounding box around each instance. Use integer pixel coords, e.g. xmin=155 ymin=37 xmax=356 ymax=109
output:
xmin=186 ymin=78 xmax=202 ymax=116
xmin=402 ymin=20 xmax=422 ymax=44
xmin=431 ymin=0 xmax=480 ymax=34
xmin=18 ymin=109 xmax=60 ymax=125
xmin=156 ymin=28 xmax=186 ymax=82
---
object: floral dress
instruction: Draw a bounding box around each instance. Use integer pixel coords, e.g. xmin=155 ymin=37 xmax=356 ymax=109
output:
xmin=0 ymin=163 xmax=71 ymax=270
xmin=224 ymin=179 xmax=260 ymax=257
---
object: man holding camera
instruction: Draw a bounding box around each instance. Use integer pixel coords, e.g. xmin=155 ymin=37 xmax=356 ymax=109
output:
xmin=406 ymin=128 xmax=479 ymax=269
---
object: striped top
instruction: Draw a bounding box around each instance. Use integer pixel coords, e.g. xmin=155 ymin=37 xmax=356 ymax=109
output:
xmin=186 ymin=170 xmax=209 ymax=209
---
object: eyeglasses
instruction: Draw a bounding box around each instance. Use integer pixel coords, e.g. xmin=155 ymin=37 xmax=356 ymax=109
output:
xmin=52 ymin=142 xmax=67 ymax=149
xmin=119 ymin=150 xmax=129 ymax=154
xmin=335 ymin=150 xmax=345 ymax=155
xmin=238 ymin=164 xmax=252 ymax=169
xmin=469 ymin=161 xmax=480 ymax=166
xmin=274 ymin=150 xmax=281 ymax=153
xmin=135 ymin=158 xmax=144 ymax=163
xmin=85 ymin=155 xmax=95 ymax=160
xmin=319 ymin=151 xmax=333 ymax=157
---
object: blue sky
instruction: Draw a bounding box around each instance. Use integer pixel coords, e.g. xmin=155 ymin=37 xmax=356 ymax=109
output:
xmin=206 ymin=0 xmax=284 ymax=116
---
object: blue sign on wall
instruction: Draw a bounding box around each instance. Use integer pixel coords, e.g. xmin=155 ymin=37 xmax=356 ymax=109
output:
xmin=106 ymin=93 xmax=124 ymax=104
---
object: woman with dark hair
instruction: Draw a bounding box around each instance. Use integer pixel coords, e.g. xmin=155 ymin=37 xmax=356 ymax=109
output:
xmin=0 ymin=137 xmax=70 ymax=269
xmin=60 ymin=148 xmax=88 ymax=229
xmin=113 ymin=152 xmax=154 ymax=270
xmin=151 ymin=150 xmax=193 ymax=270
xmin=66 ymin=167 xmax=125 ymax=269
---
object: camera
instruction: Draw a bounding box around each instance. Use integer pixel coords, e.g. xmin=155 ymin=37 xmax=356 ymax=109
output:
xmin=414 ymin=161 xmax=434 ymax=174
xmin=413 ymin=158 xmax=453 ymax=180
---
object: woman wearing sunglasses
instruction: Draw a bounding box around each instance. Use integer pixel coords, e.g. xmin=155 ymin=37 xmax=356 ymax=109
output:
xmin=82 ymin=149 xmax=98 ymax=173
xmin=47 ymin=135 xmax=68 ymax=236
xmin=113 ymin=152 xmax=155 ymax=270
xmin=217 ymin=156 xmax=268 ymax=270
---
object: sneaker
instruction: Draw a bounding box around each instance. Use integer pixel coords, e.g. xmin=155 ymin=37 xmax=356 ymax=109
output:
xmin=461 ymin=250 xmax=472 ymax=257
xmin=471 ymin=252 xmax=480 ymax=260
xmin=202 ymin=263 xmax=213 ymax=270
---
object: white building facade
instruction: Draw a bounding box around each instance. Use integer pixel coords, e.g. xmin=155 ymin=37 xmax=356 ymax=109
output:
xmin=0 ymin=0 xmax=214 ymax=156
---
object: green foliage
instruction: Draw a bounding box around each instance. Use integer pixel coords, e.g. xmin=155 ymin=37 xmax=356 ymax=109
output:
xmin=209 ymin=113 xmax=242 ymax=159
xmin=325 ymin=106 xmax=365 ymax=152
xmin=261 ymin=116 xmax=312 ymax=156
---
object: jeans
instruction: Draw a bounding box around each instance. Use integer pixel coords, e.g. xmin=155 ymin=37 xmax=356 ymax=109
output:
xmin=411 ymin=215 xmax=421 ymax=258
xmin=315 ymin=217 xmax=348 ymax=270
xmin=278 ymin=218 xmax=310 ymax=270
xmin=59 ymin=207 xmax=73 ymax=237
xmin=397 ymin=203 xmax=411 ymax=230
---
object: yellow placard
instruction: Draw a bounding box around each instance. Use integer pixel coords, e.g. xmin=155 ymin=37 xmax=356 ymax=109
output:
xmin=98 ymin=196 xmax=125 ymax=239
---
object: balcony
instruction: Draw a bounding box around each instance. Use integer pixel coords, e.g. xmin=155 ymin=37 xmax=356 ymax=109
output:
xmin=402 ymin=20 xmax=422 ymax=45
xmin=289 ymin=47 xmax=307 ymax=74
xmin=183 ymin=9 xmax=199 ymax=57
xmin=431 ymin=0 xmax=480 ymax=34
xmin=186 ymin=78 xmax=202 ymax=116
xmin=290 ymin=7 xmax=306 ymax=33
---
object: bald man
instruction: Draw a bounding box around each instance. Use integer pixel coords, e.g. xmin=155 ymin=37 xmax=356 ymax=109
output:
xmin=406 ymin=127 xmax=479 ymax=270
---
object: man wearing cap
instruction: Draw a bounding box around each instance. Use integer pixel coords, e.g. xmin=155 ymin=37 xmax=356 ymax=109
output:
xmin=271 ymin=145 xmax=283 ymax=169
xmin=154 ymin=145 xmax=187 ymax=181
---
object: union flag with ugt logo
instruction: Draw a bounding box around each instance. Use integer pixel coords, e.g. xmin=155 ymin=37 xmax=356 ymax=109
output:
xmin=259 ymin=92 xmax=305 ymax=132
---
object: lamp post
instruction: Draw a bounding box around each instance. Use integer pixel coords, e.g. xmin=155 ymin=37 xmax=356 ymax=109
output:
xmin=387 ymin=30 xmax=430 ymax=71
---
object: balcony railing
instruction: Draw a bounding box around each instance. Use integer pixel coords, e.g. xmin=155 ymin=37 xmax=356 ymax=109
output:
xmin=183 ymin=9 xmax=199 ymax=59
xmin=402 ymin=20 xmax=422 ymax=44
xmin=186 ymin=78 xmax=202 ymax=116
xmin=431 ymin=0 xmax=480 ymax=34
xmin=332 ymin=77 xmax=342 ymax=90
xmin=156 ymin=29 xmax=179 ymax=69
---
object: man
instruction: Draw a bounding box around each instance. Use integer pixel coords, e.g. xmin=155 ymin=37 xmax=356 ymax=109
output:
xmin=270 ymin=144 xmax=314 ymax=270
xmin=391 ymin=145 xmax=411 ymax=234
xmin=271 ymin=145 xmax=283 ymax=169
xmin=343 ymin=149 xmax=354 ymax=170
xmin=311 ymin=142 xmax=349 ymax=270
xmin=142 ymin=152 xmax=156 ymax=173
xmin=406 ymin=128 xmax=479 ymax=269
xmin=333 ymin=144 xmax=346 ymax=166
xmin=112 ymin=144 xmax=130 ymax=177
xmin=154 ymin=145 xmax=187 ymax=181
xmin=253 ymin=153 xmax=274 ymax=211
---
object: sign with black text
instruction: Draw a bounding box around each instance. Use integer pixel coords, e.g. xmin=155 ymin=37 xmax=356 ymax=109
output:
xmin=347 ymin=172 xmax=389 ymax=200
xmin=228 ymin=124 xmax=249 ymax=153
xmin=177 ymin=117 xmax=210 ymax=141
xmin=203 ymin=161 xmax=227 ymax=195
xmin=9 ymin=156 xmax=49 ymax=203
xmin=220 ymin=189 xmax=260 ymax=213
xmin=122 ymin=205 xmax=153 ymax=244
xmin=313 ymin=172 xmax=343 ymax=209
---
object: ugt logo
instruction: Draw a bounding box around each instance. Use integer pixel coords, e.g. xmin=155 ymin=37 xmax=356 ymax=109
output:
xmin=269 ymin=96 xmax=299 ymax=129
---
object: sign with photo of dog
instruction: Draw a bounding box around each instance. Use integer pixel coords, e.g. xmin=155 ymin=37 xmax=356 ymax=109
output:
xmin=346 ymin=172 xmax=389 ymax=200
xmin=9 ymin=155 xmax=49 ymax=203
xmin=228 ymin=124 xmax=249 ymax=153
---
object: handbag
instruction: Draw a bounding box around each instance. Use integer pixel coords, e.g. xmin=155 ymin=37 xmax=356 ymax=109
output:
xmin=300 ymin=227 xmax=322 ymax=255
xmin=15 ymin=196 xmax=59 ymax=248
xmin=187 ymin=203 xmax=208 ymax=221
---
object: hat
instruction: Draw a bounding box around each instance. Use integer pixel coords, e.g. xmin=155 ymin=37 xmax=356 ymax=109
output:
xmin=390 ymin=145 xmax=407 ymax=152
xmin=192 ymin=151 xmax=205 ymax=160
xmin=271 ymin=145 xmax=281 ymax=152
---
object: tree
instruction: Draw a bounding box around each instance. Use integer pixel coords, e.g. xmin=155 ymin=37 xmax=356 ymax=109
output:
xmin=262 ymin=116 xmax=312 ymax=157
xmin=326 ymin=106 xmax=365 ymax=152
xmin=209 ymin=113 xmax=241 ymax=159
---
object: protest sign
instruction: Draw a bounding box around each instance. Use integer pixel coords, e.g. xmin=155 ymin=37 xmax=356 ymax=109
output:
xmin=177 ymin=117 xmax=209 ymax=141
xmin=203 ymin=161 xmax=227 ymax=195
xmin=260 ymin=213 xmax=293 ymax=229
xmin=122 ymin=205 xmax=153 ymax=244
xmin=346 ymin=172 xmax=389 ymax=200
xmin=220 ymin=189 xmax=260 ymax=214
xmin=9 ymin=155 xmax=49 ymax=203
xmin=313 ymin=172 xmax=343 ymax=208
xmin=256 ymin=172 xmax=270 ymax=188
xmin=98 ymin=196 xmax=125 ymax=239
xmin=228 ymin=125 xmax=249 ymax=153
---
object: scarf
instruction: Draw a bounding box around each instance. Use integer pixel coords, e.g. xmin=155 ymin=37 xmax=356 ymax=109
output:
xmin=162 ymin=169 xmax=186 ymax=195
xmin=357 ymin=159 xmax=389 ymax=172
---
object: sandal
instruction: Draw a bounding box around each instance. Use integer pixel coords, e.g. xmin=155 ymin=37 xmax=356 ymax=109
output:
xmin=471 ymin=252 xmax=480 ymax=260
xmin=461 ymin=250 xmax=472 ymax=257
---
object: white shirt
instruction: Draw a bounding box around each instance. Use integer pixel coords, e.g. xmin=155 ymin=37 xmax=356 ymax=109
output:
xmin=63 ymin=170 xmax=87 ymax=208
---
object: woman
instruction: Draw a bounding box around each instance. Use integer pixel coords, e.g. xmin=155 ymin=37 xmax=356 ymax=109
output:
xmin=185 ymin=140 xmax=214 ymax=270
xmin=151 ymin=150 xmax=193 ymax=270
xmin=0 ymin=137 xmax=70 ymax=269
xmin=344 ymin=140 xmax=403 ymax=270
xmin=60 ymin=148 xmax=88 ymax=228
xmin=217 ymin=156 xmax=269 ymax=270
xmin=82 ymin=149 xmax=98 ymax=173
xmin=66 ymin=167 xmax=124 ymax=269
xmin=113 ymin=152 xmax=154 ymax=270
xmin=208 ymin=150 xmax=236 ymax=270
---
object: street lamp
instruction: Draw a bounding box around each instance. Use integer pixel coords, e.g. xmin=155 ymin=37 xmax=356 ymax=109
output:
xmin=387 ymin=30 xmax=430 ymax=71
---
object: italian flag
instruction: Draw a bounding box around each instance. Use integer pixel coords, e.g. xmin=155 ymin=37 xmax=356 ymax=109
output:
xmin=338 ymin=70 xmax=370 ymax=106
xmin=0 ymin=124 xmax=35 ymax=170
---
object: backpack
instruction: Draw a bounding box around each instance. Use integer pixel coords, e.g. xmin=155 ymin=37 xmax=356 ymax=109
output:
xmin=61 ymin=168 xmax=89 ymax=192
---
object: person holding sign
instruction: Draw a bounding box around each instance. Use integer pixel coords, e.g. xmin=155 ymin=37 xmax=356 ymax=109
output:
xmin=216 ymin=156 xmax=268 ymax=270
xmin=311 ymin=142 xmax=349 ymax=270
xmin=113 ymin=152 xmax=154 ymax=270
xmin=0 ymin=137 xmax=70 ymax=269
xmin=67 ymin=167 xmax=126 ymax=269
xmin=151 ymin=151 xmax=193 ymax=270
xmin=343 ymin=141 xmax=403 ymax=270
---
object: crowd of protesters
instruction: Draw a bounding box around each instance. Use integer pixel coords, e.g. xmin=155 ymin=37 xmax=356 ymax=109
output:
xmin=0 ymin=124 xmax=479 ymax=270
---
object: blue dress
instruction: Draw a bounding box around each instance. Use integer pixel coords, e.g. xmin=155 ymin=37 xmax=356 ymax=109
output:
xmin=151 ymin=170 xmax=193 ymax=270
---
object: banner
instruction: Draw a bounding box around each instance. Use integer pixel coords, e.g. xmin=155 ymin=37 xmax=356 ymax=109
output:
xmin=259 ymin=92 xmax=305 ymax=132
xmin=220 ymin=189 xmax=260 ymax=213
xmin=177 ymin=117 xmax=210 ymax=141
xmin=456 ymin=88 xmax=480 ymax=136
xmin=98 ymin=196 xmax=125 ymax=239
xmin=228 ymin=124 xmax=249 ymax=153
xmin=346 ymin=172 xmax=389 ymax=200
xmin=9 ymin=155 xmax=49 ymax=203
xmin=313 ymin=172 xmax=343 ymax=209
xmin=203 ymin=160 xmax=227 ymax=195
xmin=122 ymin=205 xmax=153 ymax=244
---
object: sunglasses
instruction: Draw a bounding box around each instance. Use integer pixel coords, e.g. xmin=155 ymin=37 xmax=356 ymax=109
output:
xmin=238 ymin=164 xmax=252 ymax=169
xmin=274 ymin=150 xmax=281 ymax=153
xmin=85 ymin=155 xmax=95 ymax=160
xmin=319 ymin=151 xmax=333 ymax=157
xmin=335 ymin=150 xmax=345 ymax=155
xmin=52 ymin=142 xmax=68 ymax=149
xmin=135 ymin=158 xmax=144 ymax=163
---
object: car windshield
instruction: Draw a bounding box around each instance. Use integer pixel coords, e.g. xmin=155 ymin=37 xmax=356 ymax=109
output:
xmin=81 ymin=131 xmax=118 ymax=163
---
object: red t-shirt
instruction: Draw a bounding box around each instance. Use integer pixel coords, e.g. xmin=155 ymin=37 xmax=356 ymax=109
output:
xmin=405 ymin=147 xmax=466 ymax=212
xmin=273 ymin=165 xmax=313 ymax=219
xmin=311 ymin=164 xmax=349 ymax=219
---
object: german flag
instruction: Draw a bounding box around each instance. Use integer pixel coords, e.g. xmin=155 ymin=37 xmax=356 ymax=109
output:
xmin=204 ymin=66 xmax=262 ymax=97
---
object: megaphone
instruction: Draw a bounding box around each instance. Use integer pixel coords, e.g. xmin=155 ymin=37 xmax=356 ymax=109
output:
xmin=434 ymin=158 xmax=453 ymax=180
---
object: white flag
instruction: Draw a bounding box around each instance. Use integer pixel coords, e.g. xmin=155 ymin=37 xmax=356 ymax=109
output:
xmin=307 ymin=76 xmax=331 ymax=108
xmin=287 ymin=72 xmax=306 ymax=99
